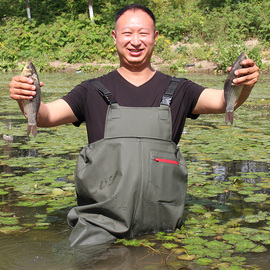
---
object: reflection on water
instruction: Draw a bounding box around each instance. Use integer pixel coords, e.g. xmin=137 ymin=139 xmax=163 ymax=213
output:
xmin=0 ymin=73 xmax=269 ymax=269
xmin=0 ymin=232 xmax=70 ymax=270
xmin=212 ymin=160 xmax=269 ymax=183
xmin=2 ymin=228 xmax=269 ymax=270
xmin=0 ymin=232 xmax=182 ymax=270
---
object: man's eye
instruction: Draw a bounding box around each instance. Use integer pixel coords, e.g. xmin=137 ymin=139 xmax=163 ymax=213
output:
xmin=140 ymin=32 xmax=149 ymax=36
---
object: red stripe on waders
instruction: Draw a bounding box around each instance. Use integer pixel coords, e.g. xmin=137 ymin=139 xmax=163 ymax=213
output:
xmin=154 ymin=158 xmax=179 ymax=165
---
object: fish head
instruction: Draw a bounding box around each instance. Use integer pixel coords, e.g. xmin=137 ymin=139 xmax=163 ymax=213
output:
xmin=228 ymin=52 xmax=249 ymax=76
xmin=21 ymin=61 xmax=37 ymax=77
xmin=239 ymin=52 xmax=248 ymax=66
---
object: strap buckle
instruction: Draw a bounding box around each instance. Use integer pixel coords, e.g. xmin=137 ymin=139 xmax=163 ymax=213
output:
xmin=160 ymin=77 xmax=182 ymax=106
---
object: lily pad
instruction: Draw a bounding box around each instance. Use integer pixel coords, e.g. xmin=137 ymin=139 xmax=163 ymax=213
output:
xmin=244 ymin=215 xmax=263 ymax=223
xmin=196 ymin=258 xmax=213 ymax=266
xmin=0 ymin=216 xmax=19 ymax=225
xmin=0 ymin=188 xmax=8 ymax=195
xmin=52 ymin=188 xmax=65 ymax=196
xmin=0 ymin=226 xmax=24 ymax=234
xmin=162 ymin=242 xmax=178 ymax=249
xmin=251 ymin=245 xmax=267 ymax=253
xmin=234 ymin=239 xmax=257 ymax=253
xmin=177 ymin=254 xmax=196 ymax=261
xmin=173 ymin=247 xmax=187 ymax=255
xmin=222 ymin=234 xmax=246 ymax=244
xmin=244 ymin=193 xmax=269 ymax=203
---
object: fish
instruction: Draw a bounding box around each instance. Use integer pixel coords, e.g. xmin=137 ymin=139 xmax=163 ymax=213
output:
xmin=224 ymin=52 xmax=248 ymax=125
xmin=21 ymin=61 xmax=41 ymax=137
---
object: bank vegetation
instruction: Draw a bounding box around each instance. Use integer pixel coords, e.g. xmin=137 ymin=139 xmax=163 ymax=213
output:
xmin=0 ymin=0 xmax=269 ymax=73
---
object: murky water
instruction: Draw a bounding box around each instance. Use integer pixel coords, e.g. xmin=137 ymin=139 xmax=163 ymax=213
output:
xmin=0 ymin=72 xmax=269 ymax=269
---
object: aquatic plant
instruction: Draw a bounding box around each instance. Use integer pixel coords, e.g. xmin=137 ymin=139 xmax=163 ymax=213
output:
xmin=0 ymin=73 xmax=269 ymax=269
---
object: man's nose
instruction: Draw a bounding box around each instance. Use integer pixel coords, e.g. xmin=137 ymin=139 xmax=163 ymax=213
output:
xmin=130 ymin=33 xmax=141 ymax=46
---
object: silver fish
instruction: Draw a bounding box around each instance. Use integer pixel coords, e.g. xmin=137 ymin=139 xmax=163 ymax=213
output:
xmin=224 ymin=52 xmax=248 ymax=125
xmin=21 ymin=61 xmax=41 ymax=137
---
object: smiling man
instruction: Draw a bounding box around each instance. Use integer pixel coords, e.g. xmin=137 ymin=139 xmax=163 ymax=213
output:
xmin=9 ymin=4 xmax=259 ymax=247
xmin=112 ymin=5 xmax=158 ymax=81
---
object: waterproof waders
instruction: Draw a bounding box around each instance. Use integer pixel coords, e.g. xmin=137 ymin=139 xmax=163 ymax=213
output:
xmin=67 ymin=78 xmax=188 ymax=247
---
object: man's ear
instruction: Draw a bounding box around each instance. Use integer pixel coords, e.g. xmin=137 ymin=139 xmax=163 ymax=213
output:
xmin=154 ymin=30 xmax=159 ymax=44
xmin=112 ymin=30 xmax=117 ymax=44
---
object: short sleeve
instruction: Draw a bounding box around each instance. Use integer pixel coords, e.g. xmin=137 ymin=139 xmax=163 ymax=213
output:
xmin=170 ymin=78 xmax=205 ymax=143
xmin=61 ymin=82 xmax=88 ymax=127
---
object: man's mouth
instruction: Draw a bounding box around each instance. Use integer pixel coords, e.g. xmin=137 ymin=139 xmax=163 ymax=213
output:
xmin=128 ymin=49 xmax=143 ymax=56
xmin=128 ymin=49 xmax=143 ymax=53
xmin=129 ymin=49 xmax=143 ymax=52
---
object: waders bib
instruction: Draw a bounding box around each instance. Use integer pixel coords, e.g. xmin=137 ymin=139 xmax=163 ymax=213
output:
xmin=67 ymin=78 xmax=188 ymax=247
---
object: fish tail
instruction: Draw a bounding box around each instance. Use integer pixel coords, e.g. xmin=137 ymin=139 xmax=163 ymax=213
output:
xmin=27 ymin=124 xmax=32 ymax=137
xmin=225 ymin=111 xmax=234 ymax=125
xmin=32 ymin=125 xmax=37 ymax=137
xmin=27 ymin=124 xmax=37 ymax=137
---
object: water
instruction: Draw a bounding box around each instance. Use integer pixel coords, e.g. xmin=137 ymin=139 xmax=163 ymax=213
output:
xmin=0 ymin=72 xmax=269 ymax=269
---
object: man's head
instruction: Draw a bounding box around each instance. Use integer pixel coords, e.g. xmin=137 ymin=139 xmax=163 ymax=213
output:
xmin=114 ymin=4 xmax=156 ymax=29
xmin=112 ymin=4 xmax=158 ymax=70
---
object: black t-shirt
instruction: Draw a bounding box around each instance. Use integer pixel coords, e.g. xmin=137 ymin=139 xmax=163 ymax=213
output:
xmin=62 ymin=70 xmax=205 ymax=144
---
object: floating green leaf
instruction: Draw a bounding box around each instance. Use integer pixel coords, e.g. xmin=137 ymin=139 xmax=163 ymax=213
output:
xmin=234 ymin=239 xmax=257 ymax=253
xmin=177 ymin=254 xmax=196 ymax=261
xmin=0 ymin=226 xmax=24 ymax=234
xmin=222 ymin=234 xmax=246 ymax=244
xmin=0 ymin=188 xmax=8 ymax=195
xmin=244 ymin=193 xmax=269 ymax=203
xmin=162 ymin=242 xmax=178 ymax=249
xmin=252 ymin=245 xmax=267 ymax=253
xmin=196 ymin=258 xmax=213 ymax=266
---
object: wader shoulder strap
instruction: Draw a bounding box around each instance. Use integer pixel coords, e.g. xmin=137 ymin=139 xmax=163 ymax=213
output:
xmin=88 ymin=79 xmax=117 ymax=105
xmin=161 ymin=77 xmax=183 ymax=106
xmin=89 ymin=77 xmax=182 ymax=107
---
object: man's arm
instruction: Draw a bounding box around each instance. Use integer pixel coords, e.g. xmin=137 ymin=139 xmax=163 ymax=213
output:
xmin=9 ymin=75 xmax=78 ymax=127
xmin=192 ymin=58 xmax=259 ymax=115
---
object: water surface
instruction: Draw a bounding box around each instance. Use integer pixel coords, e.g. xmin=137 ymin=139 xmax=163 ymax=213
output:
xmin=0 ymin=72 xmax=269 ymax=269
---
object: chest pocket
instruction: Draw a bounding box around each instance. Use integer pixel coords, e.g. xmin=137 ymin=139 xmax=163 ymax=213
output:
xmin=146 ymin=150 xmax=187 ymax=205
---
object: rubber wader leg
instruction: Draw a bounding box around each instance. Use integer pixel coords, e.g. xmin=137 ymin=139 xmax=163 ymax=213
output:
xmin=69 ymin=218 xmax=117 ymax=247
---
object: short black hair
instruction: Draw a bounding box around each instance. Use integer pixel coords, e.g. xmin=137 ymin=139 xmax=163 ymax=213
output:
xmin=115 ymin=4 xmax=156 ymax=26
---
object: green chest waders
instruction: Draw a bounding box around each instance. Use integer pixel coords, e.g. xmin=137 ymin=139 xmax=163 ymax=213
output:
xmin=67 ymin=78 xmax=188 ymax=247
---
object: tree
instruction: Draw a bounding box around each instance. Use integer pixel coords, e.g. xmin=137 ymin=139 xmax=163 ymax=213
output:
xmin=25 ymin=0 xmax=31 ymax=20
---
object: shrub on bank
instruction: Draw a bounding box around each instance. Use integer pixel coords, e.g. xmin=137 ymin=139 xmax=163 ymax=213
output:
xmin=0 ymin=0 xmax=269 ymax=72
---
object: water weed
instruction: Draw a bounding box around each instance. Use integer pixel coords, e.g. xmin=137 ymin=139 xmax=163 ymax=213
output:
xmin=0 ymin=72 xmax=269 ymax=269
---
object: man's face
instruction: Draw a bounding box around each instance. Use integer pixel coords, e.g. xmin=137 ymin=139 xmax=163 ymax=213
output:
xmin=112 ymin=9 xmax=158 ymax=70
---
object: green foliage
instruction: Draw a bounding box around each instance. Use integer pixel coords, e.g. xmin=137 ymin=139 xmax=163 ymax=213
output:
xmin=154 ymin=35 xmax=172 ymax=60
xmin=115 ymin=238 xmax=156 ymax=247
xmin=0 ymin=0 xmax=89 ymax=24
xmin=0 ymin=14 xmax=117 ymax=70
xmin=0 ymin=0 xmax=269 ymax=72
xmin=210 ymin=39 xmax=262 ymax=71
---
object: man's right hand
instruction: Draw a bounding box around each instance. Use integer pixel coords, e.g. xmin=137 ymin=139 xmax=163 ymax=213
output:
xmin=9 ymin=75 xmax=43 ymax=101
xmin=9 ymin=75 xmax=78 ymax=127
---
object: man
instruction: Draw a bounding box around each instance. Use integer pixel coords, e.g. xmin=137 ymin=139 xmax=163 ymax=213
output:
xmin=9 ymin=4 xmax=259 ymax=246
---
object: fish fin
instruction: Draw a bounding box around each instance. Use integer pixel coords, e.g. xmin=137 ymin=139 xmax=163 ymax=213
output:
xmin=32 ymin=125 xmax=37 ymax=137
xmin=225 ymin=111 xmax=234 ymax=125
xmin=27 ymin=124 xmax=32 ymax=137
xmin=27 ymin=124 xmax=37 ymax=137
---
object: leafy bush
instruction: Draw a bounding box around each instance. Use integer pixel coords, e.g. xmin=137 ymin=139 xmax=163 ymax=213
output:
xmin=0 ymin=0 xmax=268 ymax=72
xmin=154 ymin=35 xmax=172 ymax=60
xmin=210 ymin=39 xmax=262 ymax=71
xmin=0 ymin=13 xmax=117 ymax=69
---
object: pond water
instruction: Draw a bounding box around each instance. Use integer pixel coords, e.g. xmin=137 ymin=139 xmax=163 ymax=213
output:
xmin=0 ymin=71 xmax=269 ymax=270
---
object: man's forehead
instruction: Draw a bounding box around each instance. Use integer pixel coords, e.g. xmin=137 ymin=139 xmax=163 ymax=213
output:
xmin=114 ymin=9 xmax=155 ymax=28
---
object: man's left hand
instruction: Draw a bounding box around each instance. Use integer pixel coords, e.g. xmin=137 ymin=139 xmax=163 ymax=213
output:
xmin=230 ymin=58 xmax=260 ymax=87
